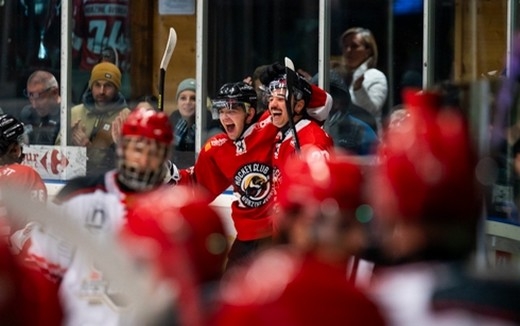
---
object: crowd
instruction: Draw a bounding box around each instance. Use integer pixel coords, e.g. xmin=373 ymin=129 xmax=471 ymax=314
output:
xmin=1 ymin=27 xmax=520 ymax=326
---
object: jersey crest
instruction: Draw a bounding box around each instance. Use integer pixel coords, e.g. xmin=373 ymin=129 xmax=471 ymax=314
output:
xmin=234 ymin=162 xmax=272 ymax=208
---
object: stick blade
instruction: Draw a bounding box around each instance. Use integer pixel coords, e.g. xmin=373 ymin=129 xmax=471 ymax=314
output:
xmin=160 ymin=27 xmax=177 ymax=70
xmin=284 ymin=56 xmax=295 ymax=72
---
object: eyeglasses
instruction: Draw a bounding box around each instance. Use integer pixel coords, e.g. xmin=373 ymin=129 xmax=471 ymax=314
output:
xmin=23 ymin=87 xmax=54 ymax=100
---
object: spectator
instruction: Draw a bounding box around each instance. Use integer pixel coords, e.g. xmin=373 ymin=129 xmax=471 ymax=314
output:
xmin=168 ymin=78 xmax=220 ymax=168
xmin=338 ymin=27 xmax=388 ymax=133
xmin=20 ymin=70 xmax=61 ymax=145
xmin=310 ymin=69 xmax=379 ymax=156
xmin=169 ymin=78 xmax=220 ymax=153
xmin=299 ymin=27 xmax=387 ymax=134
xmin=71 ymin=0 xmax=131 ymax=103
xmin=70 ymin=62 xmax=130 ymax=176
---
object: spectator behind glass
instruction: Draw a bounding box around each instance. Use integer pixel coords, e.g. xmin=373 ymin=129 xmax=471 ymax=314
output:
xmin=338 ymin=27 xmax=388 ymax=133
xmin=310 ymin=70 xmax=379 ymax=156
xmin=169 ymin=78 xmax=220 ymax=168
xmin=299 ymin=27 xmax=387 ymax=134
xmin=70 ymin=62 xmax=130 ymax=176
xmin=71 ymin=0 xmax=131 ymax=103
xmin=20 ymin=70 xmax=61 ymax=145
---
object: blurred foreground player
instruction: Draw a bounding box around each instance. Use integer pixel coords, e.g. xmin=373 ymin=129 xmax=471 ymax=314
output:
xmin=17 ymin=107 xmax=179 ymax=325
xmin=121 ymin=185 xmax=229 ymax=325
xmin=212 ymin=148 xmax=385 ymax=326
xmin=368 ymin=89 xmax=520 ymax=325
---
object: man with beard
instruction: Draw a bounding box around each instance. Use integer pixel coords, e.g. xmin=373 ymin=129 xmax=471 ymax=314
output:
xmin=70 ymin=62 xmax=130 ymax=176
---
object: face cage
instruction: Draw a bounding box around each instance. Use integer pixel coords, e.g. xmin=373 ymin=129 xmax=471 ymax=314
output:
xmin=267 ymin=78 xmax=288 ymax=99
xmin=117 ymin=137 xmax=170 ymax=192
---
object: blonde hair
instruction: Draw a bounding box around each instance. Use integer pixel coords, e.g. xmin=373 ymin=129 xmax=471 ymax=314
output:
xmin=339 ymin=27 xmax=379 ymax=69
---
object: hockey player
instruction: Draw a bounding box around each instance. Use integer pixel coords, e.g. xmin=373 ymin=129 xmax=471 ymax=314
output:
xmin=0 ymin=115 xmax=63 ymax=325
xmin=182 ymin=79 xmax=331 ymax=270
xmin=17 ymin=107 xmax=182 ymax=325
xmin=0 ymin=114 xmax=47 ymax=203
xmin=265 ymin=69 xmax=334 ymax=204
xmin=120 ymin=185 xmax=229 ymax=325
xmin=211 ymin=149 xmax=385 ymax=326
xmin=367 ymin=89 xmax=520 ymax=325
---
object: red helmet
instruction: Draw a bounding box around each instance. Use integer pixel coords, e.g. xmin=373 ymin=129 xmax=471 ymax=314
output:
xmin=372 ymin=89 xmax=481 ymax=223
xmin=117 ymin=107 xmax=173 ymax=191
xmin=121 ymin=107 xmax=173 ymax=144
xmin=275 ymin=147 xmax=366 ymax=256
xmin=277 ymin=146 xmax=364 ymax=215
xmin=123 ymin=185 xmax=228 ymax=285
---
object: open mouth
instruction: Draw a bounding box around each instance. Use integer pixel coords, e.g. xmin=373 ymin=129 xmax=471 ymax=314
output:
xmin=270 ymin=109 xmax=282 ymax=117
xmin=225 ymin=123 xmax=236 ymax=134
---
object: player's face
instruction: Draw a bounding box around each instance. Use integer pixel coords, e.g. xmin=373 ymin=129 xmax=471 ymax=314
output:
xmin=268 ymin=88 xmax=289 ymax=128
xmin=123 ymin=137 xmax=166 ymax=173
xmin=91 ymin=80 xmax=118 ymax=107
xmin=218 ymin=104 xmax=250 ymax=141
xmin=177 ymin=90 xmax=196 ymax=120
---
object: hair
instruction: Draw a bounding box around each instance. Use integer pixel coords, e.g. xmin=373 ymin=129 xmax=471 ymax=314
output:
xmin=252 ymin=65 xmax=270 ymax=83
xmin=339 ymin=27 xmax=379 ymax=69
xmin=26 ymin=70 xmax=58 ymax=89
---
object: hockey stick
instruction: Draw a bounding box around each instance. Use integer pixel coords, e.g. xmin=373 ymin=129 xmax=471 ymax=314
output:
xmin=284 ymin=57 xmax=301 ymax=152
xmin=158 ymin=27 xmax=178 ymax=112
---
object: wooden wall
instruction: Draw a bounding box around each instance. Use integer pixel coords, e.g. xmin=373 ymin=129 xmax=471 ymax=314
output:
xmin=130 ymin=0 xmax=197 ymax=115
xmin=453 ymin=0 xmax=507 ymax=82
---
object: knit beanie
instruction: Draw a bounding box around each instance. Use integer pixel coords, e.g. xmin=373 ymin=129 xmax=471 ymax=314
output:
xmin=89 ymin=62 xmax=122 ymax=90
xmin=176 ymin=78 xmax=196 ymax=99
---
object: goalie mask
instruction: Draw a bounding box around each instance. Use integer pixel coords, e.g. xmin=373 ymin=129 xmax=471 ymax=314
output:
xmin=117 ymin=108 xmax=173 ymax=192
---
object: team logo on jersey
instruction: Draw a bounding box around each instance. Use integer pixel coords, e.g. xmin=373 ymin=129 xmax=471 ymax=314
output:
xmin=234 ymin=162 xmax=272 ymax=208
xmin=235 ymin=139 xmax=246 ymax=155
xmin=85 ymin=207 xmax=106 ymax=231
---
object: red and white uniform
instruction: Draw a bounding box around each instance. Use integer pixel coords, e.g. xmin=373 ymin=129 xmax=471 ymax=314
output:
xmin=22 ymin=171 xmax=157 ymax=325
xmin=272 ymin=119 xmax=334 ymax=195
xmin=212 ymin=248 xmax=386 ymax=326
xmin=188 ymin=111 xmax=277 ymax=241
xmin=72 ymin=0 xmax=130 ymax=71
xmin=180 ymin=86 xmax=332 ymax=241
xmin=0 ymin=163 xmax=47 ymax=203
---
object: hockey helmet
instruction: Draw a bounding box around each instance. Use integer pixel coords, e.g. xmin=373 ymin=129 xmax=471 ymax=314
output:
xmin=123 ymin=185 xmax=228 ymax=285
xmin=267 ymin=72 xmax=312 ymax=106
xmin=0 ymin=114 xmax=24 ymax=160
xmin=371 ymin=89 xmax=481 ymax=224
xmin=117 ymin=107 xmax=173 ymax=192
xmin=211 ymin=82 xmax=258 ymax=119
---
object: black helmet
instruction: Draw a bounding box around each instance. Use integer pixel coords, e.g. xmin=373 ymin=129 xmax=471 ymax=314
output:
xmin=0 ymin=114 xmax=24 ymax=157
xmin=211 ymin=82 xmax=258 ymax=119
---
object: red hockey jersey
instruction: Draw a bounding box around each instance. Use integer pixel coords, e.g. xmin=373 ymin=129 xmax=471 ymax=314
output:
xmin=0 ymin=163 xmax=47 ymax=203
xmin=272 ymin=119 xmax=334 ymax=195
xmin=191 ymin=111 xmax=277 ymax=241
